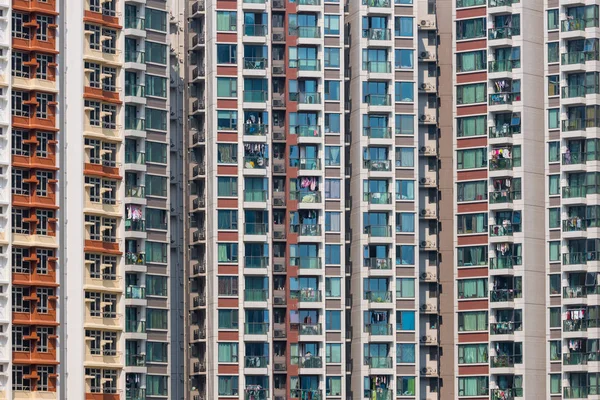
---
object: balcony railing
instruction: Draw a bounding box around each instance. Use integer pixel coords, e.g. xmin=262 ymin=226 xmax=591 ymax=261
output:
xmin=290 ymin=191 xmax=321 ymax=203
xmin=488 ymin=59 xmax=520 ymax=72
xmin=125 ymin=219 xmax=145 ymax=232
xmin=489 ymin=256 xmax=521 ymax=270
xmin=244 ymin=322 xmax=269 ymax=335
xmin=290 ymin=223 xmax=322 ymax=236
xmin=244 ymin=24 xmax=268 ymax=36
xmin=126 ymin=320 xmax=146 ymax=333
xmin=364 ymin=257 xmax=392 ymax=270
xmin=125 ymin=51 xmax=145 ymax=63
xmin=125 ymin=185 xmax=145 ymax=198
xmin=365 ymin=323 xmax=393 ymax=335
xmin=244 ymin=355 xmax=269 ymax=368
xmin=364 ymin=225 xmax=392 ymax=237
xmin=364 ymin=159 xmax=392 ymax=171
xmin=243 ymin=57 xmax=267 ymax=70
xmin=125 ymin=151 xmax=145 ymax=164
xmin=125 ymin=84 xmax=145 ymax=97
xmin=489 ymin=190 xmax=520 ymax=203
xmin=490 ymin=289 xmax=521 ymax=302
xmin=488 ymin=27 xmax=520 ymax=39
xmin=289 ymin=26 xmax=321 ymax=38
xmin=490 ymin=388 xmax=521 ymax=400
xmin=563 ymin=251 xmax=600 ymax=265
xmin=289 ymin=59 xmax=320 ymax=71
xmin=489 ymin=92 xmax=520 ymax=105
xmin=562 ymin=217 xmax=587 ymax=232
xmin=291 ymin=389 xmax=323 ymax=400
xmin=244 ymin=222 xmax=268 ymax=235
xmin=125 ymin=117 xmax=145 ymax=131
xmin=364 ymin=61 xmax=392 ymax=73
xmin=488 ymin=0 xmax=519 ymax=6
xmin=562 ymin=17 xmax=600 ymax=32
xmin=490 ymin=225 xmax=513 ymax=237
xmin=290 ymin=289 xmax=322 ymax=302
xmin=124 ymin=16 xmax=145 ymax=30
xmin=298 ymin=323 xmax=322 ymax=335
xmin=244 ymin=289 xmax=268 ymax=301
xmin=291 ymin=355 xmax=323 ymax=368
xmin=126 ymin=286 xmax=146 ymax=299
xmin=365 ymin=94 xmax=391 ymax=106
xmin=564 ymin=352 xmax=589 ymax=365
xmin=290 ymin=256 xmax=322 ymax=269
xmin=363 ymin=28 xmax=391 ymax=40
xmin=365 ymin=389 xmax=393 ymax=400
xmin=363 ymin=192 xmax=392 ymax=204
xmin=244 ymin=256 xmax=268 ymax=269
xmin=290 ymin=158 xmax=321 ymax=170
xmin=244 ymin=123 xmax=267 ymax=136
xmin=291 ymin=124 xmax=321 ymax=137
xmin=243 ymin=90 xmax=267 ymax=102
xmin=563 ymin=319 xmax=587 ymax=332
xmin=363 ymin=127 xmax=392 ymax=138
xmin=564 ymin=387 xmax=589 ymax=399
xmin=366 ymin=291 xmax=392 ymax=303
xmin=561 ymin=51 xmax=600 ymax=65
xmin=126 ymin=353 xmax=146 ymax=366
xmin=126 ymin=388 xmax=146 ymax=400
xmin=362 ymin=0 xmax=391 ymax=6
xmin=490 ymin=321 xmax=519 ymax=335
xmin=489 ymin=125 xmax=521 ymax=138
xmin=365 ymin=356 xmax=393 ymax=368
xmin=244 ymin=190 xmax=267 ymax=202
xmin=244 ymin=389 xmax=269 ymax=400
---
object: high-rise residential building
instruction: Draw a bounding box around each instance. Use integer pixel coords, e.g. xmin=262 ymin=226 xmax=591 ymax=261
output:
xmin=3 ymin=0 xmax=600 ymax=399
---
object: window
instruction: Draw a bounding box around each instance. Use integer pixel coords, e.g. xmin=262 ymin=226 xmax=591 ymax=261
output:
xmin=146 ymin=309 xmax=168 ymax=330
xmin=458 ymin=344 xmax=488 ymax=364
xmin=146 ymin=175 xmax=167 ymax=197
xmin=218 ymin=343 xmax=239 ymax=362
xmin=12 ymin=248 xmax=30 ymax=274
xmin=395 ymin=147 xmax=414 ymax=167
xmin=458 ymin=311 xmax=488 ymax=331
xmin=36 ymin=54 xmax=53 ymax=80
xmin=549 ymin=208 xmax=560 ymax=229
xmin=326 ymin=343 xmax=341 ymax=363
xmin=36 ymin=288 xmax=53 ymax=313
xmin=395 ymin=49 xmax=413 ymax=69
xmin=218 ymin=177 xmax=238 ymax=197
xmin=396 ymin=212 xmax=415 ymax=233
xmin=37 ymin=327 xmax=53 ymax=353
xmin=397 ymin=377 xmax=416 ymax=397
xmin=396 ymin=180 xmax=414 ymax=200
xmin=216 ymin=11 xmax=237 ymax=31
xmin=549 ymin=175 xmax=559 ymax=195
xmin=457 ymin=180 xmax=487 ymax=202
xmin=549 ymin=241 xmax=560 ymax=261
xmin=457 ymin=83 xmax=486 ymax=104
xmin=147 ymin=342 xmax=169 ymax=363
xmin=325 ymin=277 xmax=341 ymax=297
xmin=549 ymin=307 xmax=561 ymax=328
xmin=324 ymin=146 xmax=341 ymax=166
xmin=456 ymin=18 xmax=486 ymax=40
xmin=146 ymin=141 xmax=167 ymax=164
xmin=324 ymin=15 xmax=340 ymax=35
xmin=457 ymin=213 xmax=488 ymax=234
xmin=145 ymin=42 xmax=167 ymax=65
xmin=217 ymin=44 xmax=237 ymax=64
xmin=147 ymin=376 xmax=168 ymax=396
xmin=395 ymin=82 xmax=414 ymax=102
xmin=218 ymin=276 xmax=239 ymax=296
xmin=548 ymin=42 xmax=559 ymax=63
xmin=549 ymin=340 xmax=561 ymax=361
xmin=547 ymin=9 xmax=558 ymax=30
xmin=217 ymin=77 xmax=237 ymax=97
xmin=217 ymin=143 xmax=237 ymax=164
xmin=218 ymin=243 xmax=238 ymax=263
xmin=548 ymin=108 xmax=559 ymax=129
xmin=13 ymin=326 xmax=30 ymax=351
xmin=548 ymin=141 xmax=560 ymax=162
xmin=457 ymin=278 xmax=487 ymax=299
xmin=101 ymin=28 xmax=117 ymax=54
xmin=146 ymin=108 xmax=167 ymax=131
xmin=12 ymin=12 xmax=30 ymax=39
xmin=326 ymin=310 xmax=341 ymax=330
xmin=146 ymin=275 xmax=168 ymax=296
xmin=325 ymin=113 xmax=341 ymax=133
xmin=458 ymin=377 xmax=488 ymax=397
xmin=146 ymin=75 xmax=167 ymax=98
xmin=550 ymin=374 xmax=561 ymax=394
xmin=548 ymin=75 xmax=559 ymax=96
xmin=396 ymin=311 xmax=415 ymax=331
xmin=457 ymin=115 xmax=486 ymax=137
xmin=324 ymin=48 xmax=340 ymax=68
xmin=218 ymin=309 xmax=239 ymax=329
xmin=145 ymin=8 xmax=167 ymax=31
xmin=12 ymin=169 xmax=30 ymax=195
xmin=457 ymin=148 xmax=487 ymax=169
xmin=396 ymin=343 xmax=415 ymax=363
xmin=324 ymin=80 xmax=340 ymax=101
xmin=218 ymin=210 xmax=238 ymax=230
xmin=549 ymin=274 xmax=561 ymax=296
xmin=326 ymin=377 xmax=342 ymax=396
xmin=146 ymin=242 xmax=168 ymax=263
xmin=217 ymin=110 xmax=238 ymax=130
xmin=325 ymin=212 xmax=341 ymax=232
xmin=395 ymin=114 xmax=414 ymax=135
xmin=396 ymin=245 xmax=414 ymax=265
xmin=456 ymin=50 xmax=486 ymax=73
xmin=325 ymin=179 xmax=341 ymax=199
xmin=36 ymin=132 xmax=52 ymax=158
xmin=396 ymin=278 xmax=415 ymax=298
xmin=457 ymin=246 xmax=488 ymax=266
xmin=394 ymin=17 xmax=413 ymax=37
xmin=13 ymin=365 xmax=32 ymax=391
xmin=12 ymin=91 xmax=30 ymax=117
xmin=218 ymin=376 xmax=239 ymax=396
xmin=13 ymin=287 xmax=30 ymax=313
xmin=325 ymin=244 xmax=341 ymax=265
xmin=12 ymin=208 xmax=30 ymax=234
xmin=12 ymin=51 xmax=30 ymax=78
xmin=36 ymin=171 xmax=52 ymax=197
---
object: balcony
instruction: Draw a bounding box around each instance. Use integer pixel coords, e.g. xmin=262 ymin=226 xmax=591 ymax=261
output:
xmin=125 ymin=319 xmax=146 ymax=333
xmin=365 ymin=390 xmax=393 ymax=400
xmin=563 ymin=387 xmax=588 ymax=399
xmin=244 ymin=24 xmax=268 ymax=37
xmin=243 ymin=90 xmax=267 ymax=103
xmin=125 ymin=185 xmax=145 ymax=199
xmin=291 ymin=389 xmax=323 ymax=400
xmin=245 ymin=289 xmax=268 ymax=301
xmin=364 ymin=160 xmax=392 ymax=172
xmin=291 ymin=191 xmax=321 ymax=203
xmin=125 ymin=16 xmax=145 ymax=30
xmin=290 ymin=26 xmax=320 ymax=38
xmin=125 ymin=252 xmax=146 ymax=266
xmin=124 ymin=84 xmax=145 ymax=98
xmin=365 ymin=323 xmax=393 ymax=335
xmin=125 ymin=50 xmax=145 ymax=64
xmin=490 ymin=225 xmax=513 ymax=237
xmin=563 ymin=185 xmax=588 ymax=199
xmin=290 ymin=256 xmax=322 ymax=270
xmin=125 ymin=117 xmax=145 ymax=131
xmin=490 ymin=389 xmax=521 ymax=400
xmin=490 ymin=256 xmax=520 ymax=270
xmin=563 ymin=252 xmax=598 ymax=266
xmin=290 ymin=289 xmax=322 ymax=302
xmin=125 ymin=151 xmax=145 ymax=165
xmin=291 ymin=355 xmax=323 ymax=368
xmin=563 ymin=217 xmax=587 ymax=233
xmin=489 ymin=92 xmax=519 ymax=106
xmin=489 ymin=125 xmax=520 ymax=139
xmin=563 ymin=319 xmax=587 ymax=332
xmin=564 ymin=352 xmax=589 ymax=366
xmin=291 ymin=158 xmax=321 ymax=170
xmin=489 ymin=191 xmax=519 ymax=204
xmin=125 ymin=219 xmax=146 ymax=232
xmin=364 ymin=192 xmax=392 ymax=204
xmin=366 ymin=291 xmax=392 ymax=303
xmin=296 ymin=92 xmax=321 ymax=105
xmin=364 ymin=257 xmax=393 ymax=270
xmin=126 ymin=388 xmax=146 ymax=400
xmin=290 ymin=223 xmax=322 ymax=236
xmin=244 ymin=322 xmax=269 ymax=335
xmin=289 ymin=59 xmax=320 ymax=71
xmin=126 ymin=353 xmax=146 ymax=367
xmin=363 ymin=127 xmax=392 ymax=139
xmin=365 ymin=356 xmax=393 ymax=368
xmin=244 ymin=222 xmax=268 ymax=235
xmin=244 ymin=389 xmax=269 ymax=400
xmin=364 ymin=225 xmax=392 ymax=237
xmin=490 ymin=288 xmax=521 ymax=302
xmin=562 ymin=18 xmax=599 ymax=32
xmin=243 ymin=123 xmax=267 ymax=136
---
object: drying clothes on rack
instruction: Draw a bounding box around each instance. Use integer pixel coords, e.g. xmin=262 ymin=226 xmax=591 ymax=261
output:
xmin=568 ymin=339 xmax=584 ymax=351
xmin=370 ymin=311 xmax=388 ymax=323
xmin=126 ymin=205 xmax=143 ymax=220
xmin=300 ymin=177 xmax=319 ymax=191
xmin=245 ymin=385 xmax=264 ymax=400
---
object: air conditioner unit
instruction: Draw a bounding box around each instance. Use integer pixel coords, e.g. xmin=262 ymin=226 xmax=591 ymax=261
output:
xmin=273 ymin=33 xmax=285 ymax=41
xmin=419 ymin=51 xmax=430 ymax=59
xmin=274 ymin=363 xmax=286 ymax=371
xmin=273 ymin=231 xmax=285 ymax=239
xmin=273 ymin=99 xmax=284 ymax=107
xmin=421 ymin=272 xmax=437 ymax=281
xmin=421 ymin=303 xmax=438 ymax=312
xmin=273 ymin=66 xmax=284 ymax=75
xmin=274 ymin=330 xmax=285 ymax=338
xmin=274 ymin=164 xmax=285 ymax=173
xmin=274 ymin=264 xmax=285 ymax=272
xmin=273 ymin=198 xmax=285 ymax=206
xmin=420 ymin=83 xmax=432 ymax=90
xmin=274 ymin=297 xmax=285 ymax=305
xmin=419 ymin=177 xmax=430 ymax=185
